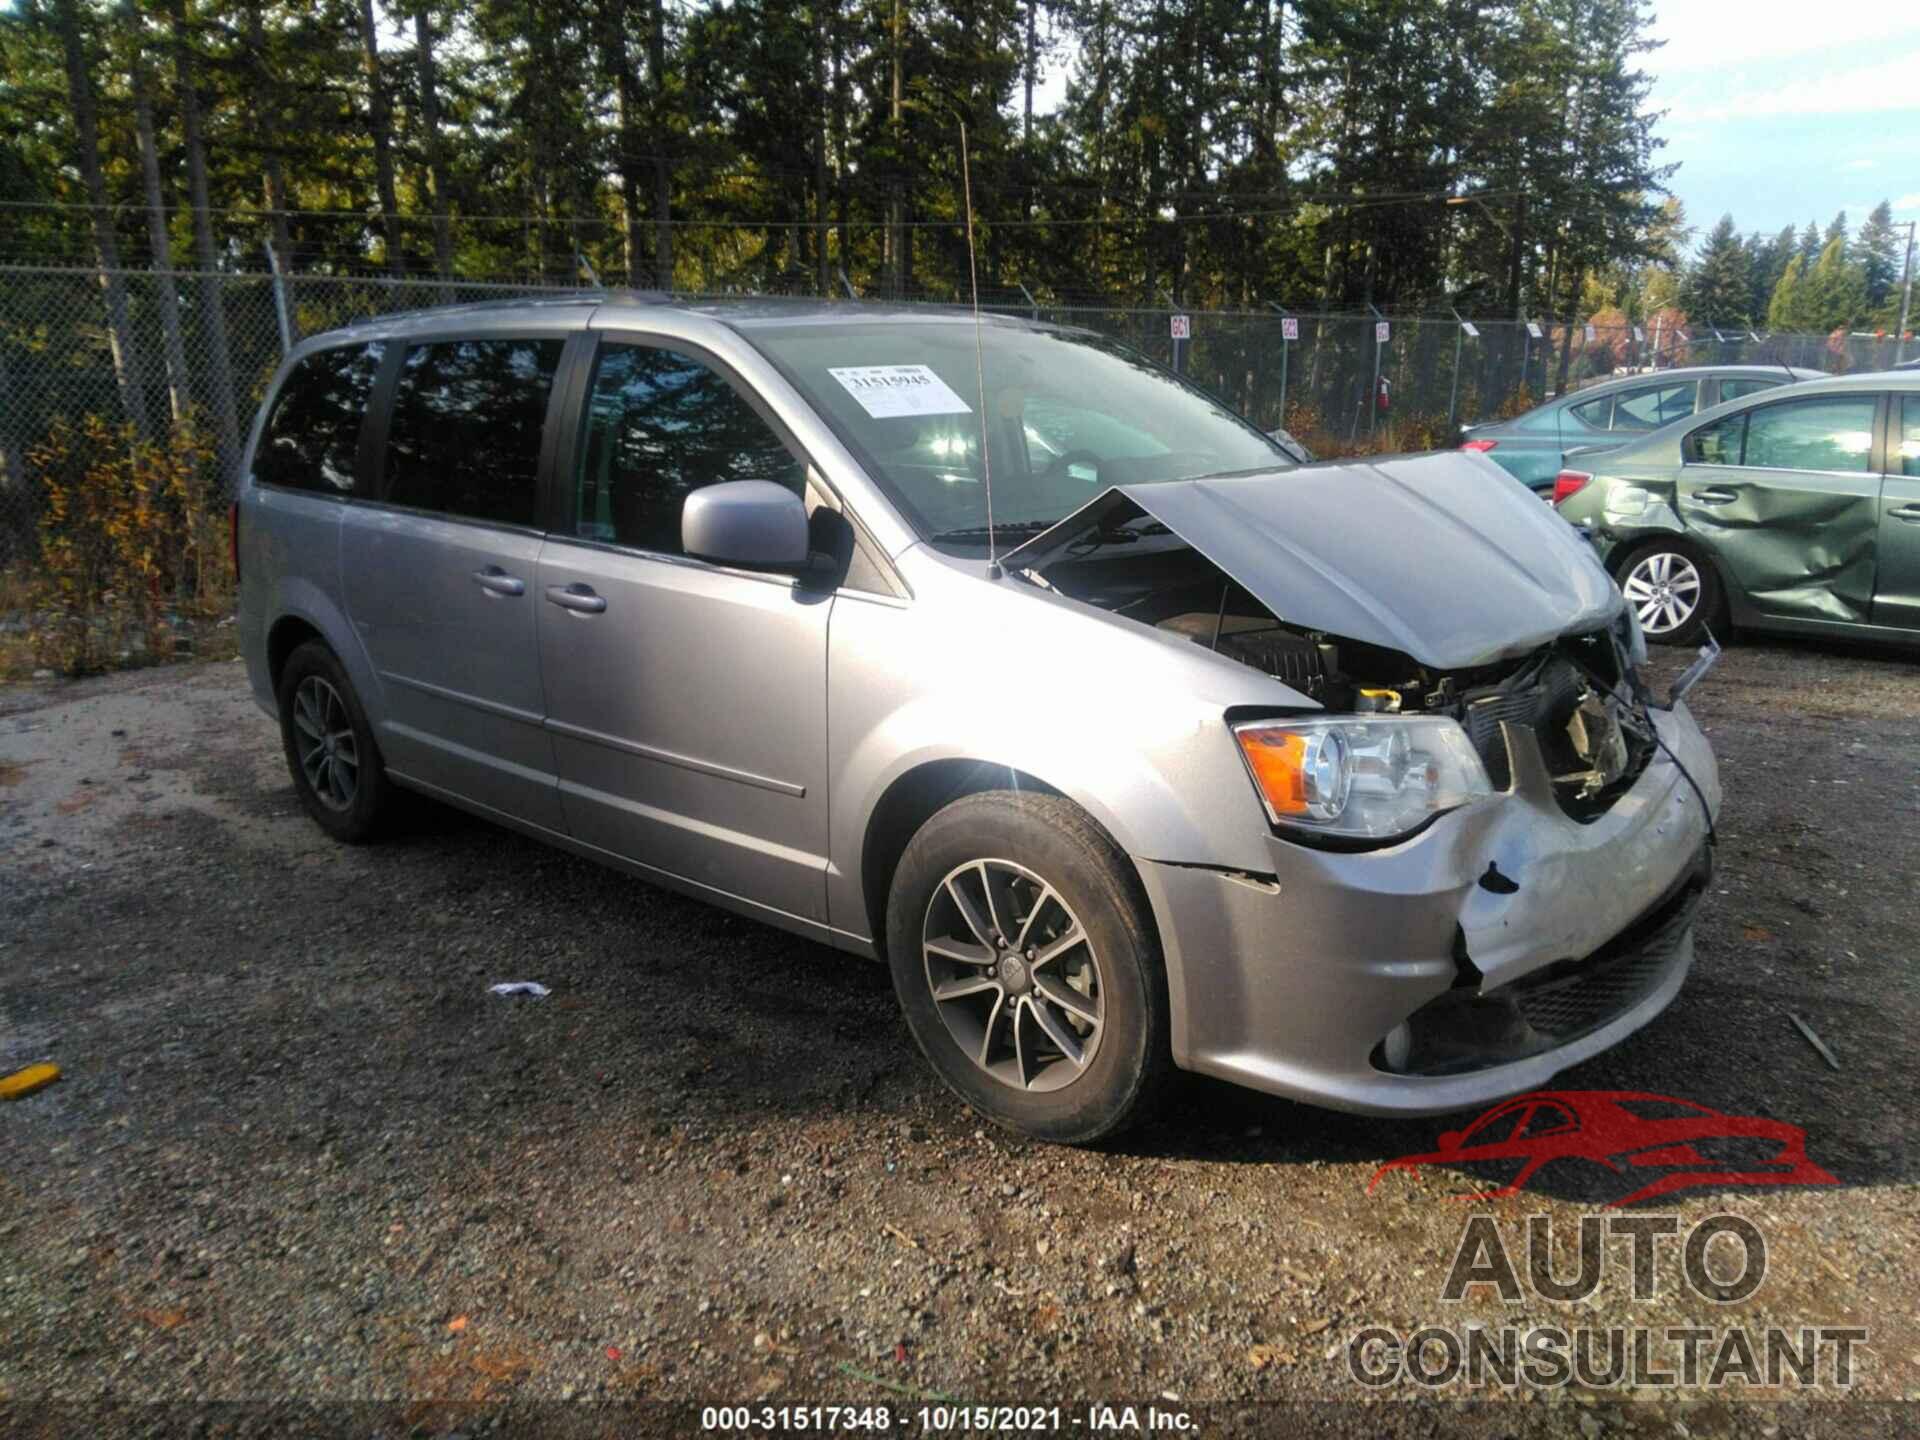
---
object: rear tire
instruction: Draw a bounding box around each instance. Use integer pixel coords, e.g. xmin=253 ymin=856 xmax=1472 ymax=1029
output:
xmin=886 ymin=791 xmax=1170 ymax=1144
xmin=1615 ymin=539 xmax=1725 ymax=647
xmin=277 ymin=640 xmax=393 ymax=843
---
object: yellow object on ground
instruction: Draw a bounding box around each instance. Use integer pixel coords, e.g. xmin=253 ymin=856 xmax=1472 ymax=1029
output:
xmin=0 ymin=1063 xmax=61 ymax=1101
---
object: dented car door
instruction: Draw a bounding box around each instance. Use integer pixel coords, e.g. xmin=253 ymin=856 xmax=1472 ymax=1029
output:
xmin=1678 ymin=391 xmax=1884 ymax=626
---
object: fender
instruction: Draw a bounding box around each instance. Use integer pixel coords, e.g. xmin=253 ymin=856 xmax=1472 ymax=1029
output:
xmin=823 ymin=559 xmax=1308 ymax=956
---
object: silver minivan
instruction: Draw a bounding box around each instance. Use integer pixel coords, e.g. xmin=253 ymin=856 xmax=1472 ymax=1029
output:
xmin=237 ymin=296 xmax=1720 ymax=1143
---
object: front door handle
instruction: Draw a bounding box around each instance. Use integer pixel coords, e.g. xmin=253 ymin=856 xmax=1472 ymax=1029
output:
xmin=545 ymin=583 xmax=607 ymax=615
xmin=472 ymin=566 xmax=525 ymax=597
xmin=1692 ymin=488 xmax=1738 ymax=505
xmin=1890 ymin=504 xmax=1920 ymax=523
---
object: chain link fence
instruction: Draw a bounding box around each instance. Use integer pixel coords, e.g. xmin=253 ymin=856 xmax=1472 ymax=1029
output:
xmin=3 ymin=262 xmax=1913 ymax=567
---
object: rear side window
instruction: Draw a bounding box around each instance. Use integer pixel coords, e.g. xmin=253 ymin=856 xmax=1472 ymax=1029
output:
xmin=1613 ymin=381 xmax=1695 ymax=430
xmin=256 ymin=342 xmax=384 ymax=493
xmin=382 ymin=338 xmax=564 ymax=527
xmin=1901 ymin=396 xmax=1920 ymax=477
xmin=1717 ymin=377 xmax=1781 ymax=403
xmin=1567 ymin=396 xmax=1612 ymax=429
xmin=573 ymin=343 xmax=804 ymax=554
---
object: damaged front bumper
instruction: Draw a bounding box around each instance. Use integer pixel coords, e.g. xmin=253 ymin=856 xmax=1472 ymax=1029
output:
xmin=1136 ymin=701 xmax=1719 ymax=1116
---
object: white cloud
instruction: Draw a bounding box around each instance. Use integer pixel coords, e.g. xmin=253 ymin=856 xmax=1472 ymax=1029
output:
xmin=1645 ymin=0 xmax=1920 ymax=74
xmin=1663 ymin=53 xmax=1920 ymax=122
xmin=1845 ymin=159 xmax=1878 ymax=171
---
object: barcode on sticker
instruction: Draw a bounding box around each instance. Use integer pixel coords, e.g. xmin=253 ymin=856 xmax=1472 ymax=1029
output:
xmin=829 ymin=365 xmax=972 ymax=419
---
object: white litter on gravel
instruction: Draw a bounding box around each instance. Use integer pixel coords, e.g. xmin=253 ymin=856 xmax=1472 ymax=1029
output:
xmin=487 ymin=981 xmax=551 ymax=999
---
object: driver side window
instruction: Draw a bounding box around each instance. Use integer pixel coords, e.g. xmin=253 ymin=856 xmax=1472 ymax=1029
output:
xmin=575 ymin=343 xmax=806 ymax=554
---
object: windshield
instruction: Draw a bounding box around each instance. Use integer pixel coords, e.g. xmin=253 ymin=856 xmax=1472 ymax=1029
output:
xmin=740 ymin=319 xmax=1289 ymax=551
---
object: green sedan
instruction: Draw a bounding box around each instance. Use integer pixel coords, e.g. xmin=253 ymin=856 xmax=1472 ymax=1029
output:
xmin=1460 ymin=364 xmax=1823 ymax=493
xmin=1552 ymin=372 xmax=1920 ymax=645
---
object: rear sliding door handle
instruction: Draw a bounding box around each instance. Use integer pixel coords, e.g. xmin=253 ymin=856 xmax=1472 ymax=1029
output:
xmin=1889 ymin=504 xmax=1920 ymax=523
xmin=1692 ymin=488 xmax=1738 ymax=505
xmin=545 ymin=583 xmax=607 ymax=615
xmin=472 ymin=566 xmax=525 ymax=597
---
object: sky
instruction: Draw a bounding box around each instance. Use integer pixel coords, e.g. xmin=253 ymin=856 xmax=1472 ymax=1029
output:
xmin=1646 ymin=0 xmax=1920 ymax=249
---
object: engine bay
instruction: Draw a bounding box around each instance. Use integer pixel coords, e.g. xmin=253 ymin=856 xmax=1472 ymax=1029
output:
xmin=1027 ymin=516 xmax=1656 ymax=821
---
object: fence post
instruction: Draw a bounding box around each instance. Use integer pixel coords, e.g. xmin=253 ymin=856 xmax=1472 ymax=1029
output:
xmin=1897 ymin=221 xmax=1915 ymax=365
xmin=1266 ymin=302 xmax=1290 ymax=426
xmin=1016 ymin=281 xmax=1039 ymax=322
xmin=266 ymin=243 xmax=294 ymax=358
xmin=1366 ymin=304 xmax=1385 ymax=441
xmin=1447 ymin=307 xmax=1466 ymax=438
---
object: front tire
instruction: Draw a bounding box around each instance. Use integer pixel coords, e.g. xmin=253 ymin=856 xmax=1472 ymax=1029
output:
xmin=277 ymin=640 xmax=393 ymax=843
xmin=885 ymin=791 xmax=1170 ymax=1144
xmin=1616 ymin=540 xmax=1724 ymax=646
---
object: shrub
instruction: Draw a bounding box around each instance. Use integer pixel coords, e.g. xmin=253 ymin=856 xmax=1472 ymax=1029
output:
xmin=24 ymin=415 xmax=230 ymax=676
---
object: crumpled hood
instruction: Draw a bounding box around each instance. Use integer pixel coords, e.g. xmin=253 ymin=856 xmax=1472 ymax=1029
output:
xmin=1004 ymin=451 xmax=1623 ymax=670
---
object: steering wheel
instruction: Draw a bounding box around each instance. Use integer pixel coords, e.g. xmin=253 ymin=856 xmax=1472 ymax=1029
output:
xmin=1042 ymin=448 xmax=1105 ymax=485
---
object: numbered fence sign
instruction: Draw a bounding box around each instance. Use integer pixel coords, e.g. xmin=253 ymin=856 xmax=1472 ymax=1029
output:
xmin=1170 ymin=314 xmax=1191 ymax=340
xmin=1281 ymin=316 xmax=1299 ymax=341
xmin=1633 ymin=326 xmax=1645 ymax=342
xmin=1460 ymin=320 xmax=1480 ymax=338
xmin=1526 ymin=320 xmax=1543 ymax=339
xmin=1584 ymin=323 xmax=1597 ymax=343
xmin=1374 ymin=320 xmax=1391 ymax=343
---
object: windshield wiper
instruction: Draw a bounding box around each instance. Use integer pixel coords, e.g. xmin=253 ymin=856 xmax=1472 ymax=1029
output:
xmin=928 ymin=520 xmax=1060 ymax=543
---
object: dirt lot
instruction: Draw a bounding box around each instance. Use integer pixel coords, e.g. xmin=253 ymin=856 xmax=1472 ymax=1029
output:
xmin=2 ymin=642 xmax=1918 ymax=1436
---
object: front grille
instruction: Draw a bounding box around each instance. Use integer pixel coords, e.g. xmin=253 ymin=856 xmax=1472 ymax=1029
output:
xmin=1510 ymin=934 xmax=1678 ymax=1037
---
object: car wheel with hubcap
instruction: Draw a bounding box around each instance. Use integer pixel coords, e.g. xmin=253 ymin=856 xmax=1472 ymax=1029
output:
xmin=886 ymin=791 xmax=1169 ymax=1143
xmin=277 ymin=639 xmax=393 ymax=842
xmin=1616 ymin=541 xmax=1723 ymax=646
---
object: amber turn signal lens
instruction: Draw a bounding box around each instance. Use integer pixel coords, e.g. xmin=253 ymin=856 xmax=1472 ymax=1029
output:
xmin=1237 ymin=727 xmax=1312 ymax=816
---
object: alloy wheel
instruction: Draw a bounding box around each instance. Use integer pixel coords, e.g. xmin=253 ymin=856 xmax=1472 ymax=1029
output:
xmin=1621 ymin=550 xmax=1702 ymax=636
xmin=922 ymin=858 xmax=1105 ymax=1094
xmin=291 ymin=675 xmax=359 ymax=811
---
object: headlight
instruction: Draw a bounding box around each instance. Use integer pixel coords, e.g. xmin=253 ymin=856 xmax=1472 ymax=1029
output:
xmin=1233 ymin=716 xmax=1494 ymax=840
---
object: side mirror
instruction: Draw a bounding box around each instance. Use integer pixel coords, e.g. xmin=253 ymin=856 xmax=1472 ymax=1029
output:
xmin=682 ymin=480 xmax=810 ymax=572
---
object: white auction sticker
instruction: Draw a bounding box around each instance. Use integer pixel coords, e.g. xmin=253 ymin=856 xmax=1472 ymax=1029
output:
xmin=829 ymin=365 xmax=972 ymax=419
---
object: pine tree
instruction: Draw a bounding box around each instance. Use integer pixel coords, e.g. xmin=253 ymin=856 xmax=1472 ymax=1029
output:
xmin=1681 ymin=214 xmax=1752 ymax=328
xmin=1746 ymin=224 xmax=1795 ymax=322
xmin=1798 ymin=220 xmax=1821 ymax=269
xmin=1805 ymin=235 xmax=1867 ymax=332
xmin=1766 ymin=254 xmax=1810 ymax=332
xmin=1857 ymin=200 xmax=1902 ymax=312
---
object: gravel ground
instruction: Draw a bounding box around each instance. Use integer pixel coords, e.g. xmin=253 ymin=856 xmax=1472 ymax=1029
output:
xmin=2 ymin=642 xmax=1917 ymax=1437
